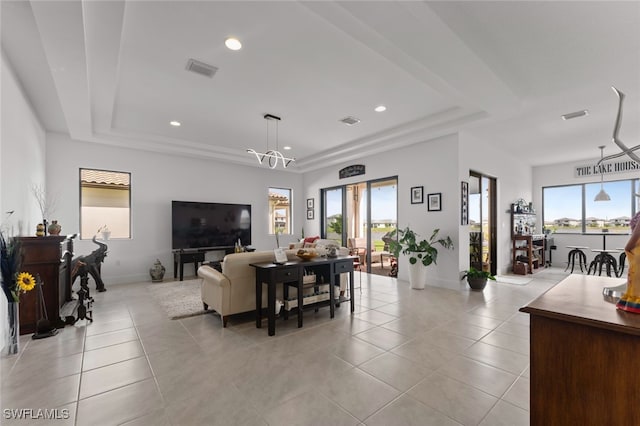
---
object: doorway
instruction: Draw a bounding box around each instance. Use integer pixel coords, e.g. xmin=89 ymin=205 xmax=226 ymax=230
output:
xmin=321 ymin=177 xmax=397 ymax=276
xmin=468 ymin=172 xmax=497 ymax=275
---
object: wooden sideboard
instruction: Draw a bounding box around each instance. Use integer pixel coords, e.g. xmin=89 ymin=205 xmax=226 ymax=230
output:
xmin=520 ymin=274 xmax=640 ymax=425
xmin=17 ymin=235 xmax=73 ymax=334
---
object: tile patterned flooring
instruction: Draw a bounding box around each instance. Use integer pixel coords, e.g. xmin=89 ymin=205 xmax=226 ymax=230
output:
xmin=1 ymin=268 xmax=572 ymax=425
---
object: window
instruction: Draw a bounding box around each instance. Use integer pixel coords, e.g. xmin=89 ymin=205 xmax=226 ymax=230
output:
xmin=268 ymin=187 xmax=291 ymax=234
xmin=80 ymin=169 xmax=131 ymax=239
xmin=543 ymin=185 xmax=582 ymax=233
xmin=543 ymin=178 xmax=638 ymax=234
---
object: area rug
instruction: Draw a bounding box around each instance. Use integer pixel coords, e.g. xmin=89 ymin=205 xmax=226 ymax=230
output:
xmin=148 ymin=278 xmax=214 ymax=320
xmin=495 ymin=275 xmax=533 ymax=286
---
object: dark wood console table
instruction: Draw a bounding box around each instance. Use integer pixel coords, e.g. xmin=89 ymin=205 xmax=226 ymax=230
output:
xmin=251 ymin=256 xmax=355 ymax=336
xmin=173 ymin=247 xmax=234 ymax=281
xmin=520 ymin=274 xmax=640 ymax=425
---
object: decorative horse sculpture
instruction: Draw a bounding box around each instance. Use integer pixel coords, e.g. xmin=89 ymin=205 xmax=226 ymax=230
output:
xmin=65 ymin=260 xmax=94 ymax=324
xmin=71 ymin=236 xmax=108 ymax=292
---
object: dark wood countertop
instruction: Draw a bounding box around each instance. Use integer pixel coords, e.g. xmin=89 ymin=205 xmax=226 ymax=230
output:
xmin=520 ymin=274 xmax=640 ymax=336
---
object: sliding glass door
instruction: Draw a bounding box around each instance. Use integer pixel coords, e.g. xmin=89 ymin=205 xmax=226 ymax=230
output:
xmin=469 ymin=172 xmax=497 ymax=275
xmin=321 ymin=176 xmax=397 ymax=276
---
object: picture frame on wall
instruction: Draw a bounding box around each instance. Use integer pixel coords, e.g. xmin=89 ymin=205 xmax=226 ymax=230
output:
xmin=427 ymin=193 xmax=442 ymax=211
xmin=307 ymin=198 xmax=314 ymax=209
xmin=411 ymin=186 xmax=424 ymax=204
xmin=307 ymin=209 xmax=314 ymax=220
xmin=461 ymin=181 xmax=469 ymax=225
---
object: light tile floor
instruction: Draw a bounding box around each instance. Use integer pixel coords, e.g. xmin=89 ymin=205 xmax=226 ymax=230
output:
xmin=1 ymin=267 xmax=572 ymax=425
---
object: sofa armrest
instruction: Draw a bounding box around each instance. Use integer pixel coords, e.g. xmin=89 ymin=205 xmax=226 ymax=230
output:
xmin=197 ymin=265 xmax=230 ymax=289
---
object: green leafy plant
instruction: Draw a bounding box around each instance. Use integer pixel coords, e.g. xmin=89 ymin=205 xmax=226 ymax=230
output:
xmin=461 ymin=267 xmax=496 ymax=281
xmin=389 ymin=227 xmax=453 ymax=267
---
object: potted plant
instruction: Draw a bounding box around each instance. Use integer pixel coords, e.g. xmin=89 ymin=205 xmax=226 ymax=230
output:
xmin=461 ymin=266 xmax=496 ymax=291
xmin=389 ymin=227 xmax=454 ymax=289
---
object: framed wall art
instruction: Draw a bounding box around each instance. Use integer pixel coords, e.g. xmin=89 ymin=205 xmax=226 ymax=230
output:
xmin=427 ymin=193 xmax=442 ymax=212
xmin=461 ymin=181 xmax=469 ymax=225
xmin=307 ymin=198 xmax=314 ymax=209
xmin=306 ymin=209 xmax=314 ymax=220
xmin=411 ymin=186 xmax=424 ymax=204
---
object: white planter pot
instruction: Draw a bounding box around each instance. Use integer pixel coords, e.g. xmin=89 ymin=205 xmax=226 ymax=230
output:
xmin=407 ymin=259 xmax=427 ymax=290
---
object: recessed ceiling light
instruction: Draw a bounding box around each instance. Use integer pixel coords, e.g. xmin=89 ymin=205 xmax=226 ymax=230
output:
xmin=374 ymin=105 xmax=387 ymax=112
xmin=561 ymin=110 xmax=588 ymax=120
xmin=170 ymin=121 xmax=181 ymax=127
xmin=283 ymin=146 xmax=292 ymax=150
xmin=225 ymin=37 xmax=242 ymax=51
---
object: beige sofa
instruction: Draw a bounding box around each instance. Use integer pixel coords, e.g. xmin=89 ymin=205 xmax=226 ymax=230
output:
xmin=198 ymin=248 xmax=349 ymax=327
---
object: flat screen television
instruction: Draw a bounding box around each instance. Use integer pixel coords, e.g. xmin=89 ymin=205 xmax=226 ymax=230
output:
xmin=172 ymin=201 xmax=251 ymax=250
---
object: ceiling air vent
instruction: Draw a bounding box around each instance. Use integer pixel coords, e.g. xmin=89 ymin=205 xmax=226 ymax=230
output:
xmin=340 ymin=116 xmax=361 ymax=126
xmin=185 ymin=59 xmax=218 ymax=78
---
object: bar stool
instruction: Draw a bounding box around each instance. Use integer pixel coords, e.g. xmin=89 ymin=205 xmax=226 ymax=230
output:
xmin=587 ymin=249 xmax=620 ymax=277
xmin=615 ymin=248 xmax=627 ymax=278
xmin=565 ymin=246 xmax=588 ymax=273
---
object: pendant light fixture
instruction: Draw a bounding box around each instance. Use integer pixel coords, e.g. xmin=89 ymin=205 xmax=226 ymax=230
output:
xmin=247 ymin=114 xmax=295 ymax=169
xmin=594 ymin=145 xmax=611 ymax=202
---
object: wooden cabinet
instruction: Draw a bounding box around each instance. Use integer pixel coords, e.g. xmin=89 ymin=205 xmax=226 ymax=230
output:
xmin=520 ymin=274 xmax=640 ymax=425
xmin=17 ymin=236 xmax=72 ymax=334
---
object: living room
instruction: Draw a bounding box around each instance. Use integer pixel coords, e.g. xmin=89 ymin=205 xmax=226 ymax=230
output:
xmin=1 ymin=1 xmax=639 ymax=424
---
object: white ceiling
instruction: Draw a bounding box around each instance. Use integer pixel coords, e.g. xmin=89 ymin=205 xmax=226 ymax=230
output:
xmin=2 ymin=1 xmax=639 ymax=172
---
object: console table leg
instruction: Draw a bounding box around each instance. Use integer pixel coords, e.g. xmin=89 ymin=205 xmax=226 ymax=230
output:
xmin=268 ymin=281 xmax=276 ymax=336
xmin=255 ymin=279 xmax=262 ymax=329
xmin=297 ymin=280 xmax=303 ymax=328
xmin=329 ymin=273 xmax=335 ymax=318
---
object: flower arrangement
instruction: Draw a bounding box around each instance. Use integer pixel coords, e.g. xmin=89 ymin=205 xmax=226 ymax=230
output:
xmin=1 ymin=232 xmax=35 ymax=302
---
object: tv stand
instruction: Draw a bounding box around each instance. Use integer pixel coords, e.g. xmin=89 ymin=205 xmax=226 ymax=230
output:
xmin=173 ymin=247 xmax=234 ymax=281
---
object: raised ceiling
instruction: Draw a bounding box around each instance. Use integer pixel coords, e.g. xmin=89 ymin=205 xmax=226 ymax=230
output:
xmin=2 ymin=1 xmax=639 ymax=172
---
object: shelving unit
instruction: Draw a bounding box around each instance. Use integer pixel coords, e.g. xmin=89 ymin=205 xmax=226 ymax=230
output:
xmin=511 ymin=202 xmax=545 ymax=274
xmin=512 ymin=235 xmax=545 ymax=274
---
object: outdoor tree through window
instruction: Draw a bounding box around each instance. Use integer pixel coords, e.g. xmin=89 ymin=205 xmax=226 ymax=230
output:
xmin=80 ymin=169 xmax=131 ymax=239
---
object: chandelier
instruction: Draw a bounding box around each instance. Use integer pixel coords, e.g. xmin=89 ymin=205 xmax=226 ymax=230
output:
xmin=599 ymin=87 xmax=640 ymax=165
xmin=247 ymin=114 xmax=295 ymax=169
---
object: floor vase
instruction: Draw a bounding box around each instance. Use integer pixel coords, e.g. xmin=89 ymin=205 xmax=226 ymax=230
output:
xmin=407 ymin=260 xmax=427 ymax=290
xmin=5 ymin=302 xmax=19 ymax=355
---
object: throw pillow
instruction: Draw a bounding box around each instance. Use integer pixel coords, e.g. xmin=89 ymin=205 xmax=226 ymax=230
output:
xmin=303 ymin=236 xmax=320 ymax=244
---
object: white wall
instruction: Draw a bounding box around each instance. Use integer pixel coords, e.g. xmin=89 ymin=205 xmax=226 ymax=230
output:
xmin=533 ymin=157 xmax=638 ymax=268
xmin=303 ymin=131 xmax=534 ymax=289
xmin=459 ymin=132 xmax=533 ymax=275
xmin=45 ymin=133 xmax=304 ymax=284
xmin=304 ymin=134 xmax=463 ymax=289
xmin=1 ymin=51 xmax=47 ymax=352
